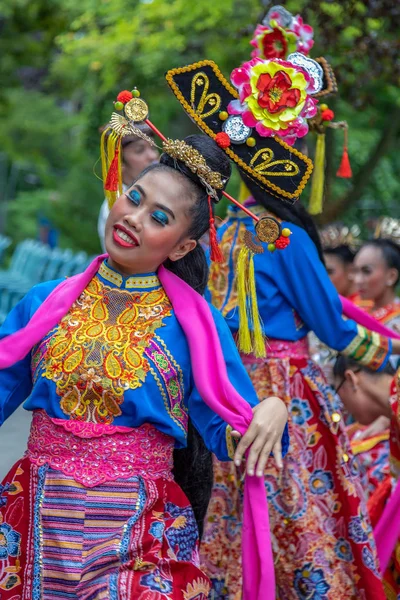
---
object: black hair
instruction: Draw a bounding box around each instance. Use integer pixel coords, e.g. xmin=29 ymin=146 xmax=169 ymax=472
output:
xmin=324 ymin=245 xmax=356 ymax=265
xmin=360 ymin=238 xmax=400 ymax=287
xmin=239 ymin=171 xmax=325 ymax=263
xmin=136 ymin=134 xmax=231 ymax=535
xmin=333 ymin=354 xmax=395 ymax=379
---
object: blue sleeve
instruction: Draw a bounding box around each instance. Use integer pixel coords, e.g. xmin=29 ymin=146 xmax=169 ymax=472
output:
xmin=0 ymin=280 xmax=62 ymax=425
xmin=264 ymin=224 xmax=385 ymax=353
xmin=188 ymin=305 xmax=259 ymax=461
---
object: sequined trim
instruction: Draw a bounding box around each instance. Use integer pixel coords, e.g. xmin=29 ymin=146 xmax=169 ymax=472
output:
xmin=32 ymin=465 xmax=47 ymax=600
xmin=98 ymin=261 xmax=160 ymax=289
xmin=119 ymin=478 xmax=147 ymax=563
xmin=27 ymin=410 xmax=174 ymax=487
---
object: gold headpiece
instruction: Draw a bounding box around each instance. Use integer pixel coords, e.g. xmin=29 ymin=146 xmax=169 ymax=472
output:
xmin=374 ymin=217 xmax=400 ymax=245
xmin=162 ymin=138 xmax=224 ymax=195
xmin=320 ymin=223 xmax=362 ymax=252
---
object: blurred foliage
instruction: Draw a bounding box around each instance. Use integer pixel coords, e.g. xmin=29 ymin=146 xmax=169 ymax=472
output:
xmin=0 ymin=0 xmax=399 ymax=252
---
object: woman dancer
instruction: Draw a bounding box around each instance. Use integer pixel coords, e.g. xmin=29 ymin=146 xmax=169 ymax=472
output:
xmin=201 ymin=175 xmax=399 ymax=600
xmin=354 ymin=237 xmax=400 ymax=334
xmin=0 ymin=92 xmax=288 ymax=598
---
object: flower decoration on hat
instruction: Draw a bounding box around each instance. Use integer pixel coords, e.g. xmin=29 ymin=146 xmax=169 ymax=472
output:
xmin=251 ymin=5 xmax=314 ymax=61
xmin=228 ymin=56 xmax=320 ymax=146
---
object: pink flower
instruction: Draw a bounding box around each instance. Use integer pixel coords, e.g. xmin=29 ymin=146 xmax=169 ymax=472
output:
xmin=228 ymin=57 xmax=318 ymax=144
xmin=291 ymin=16 xmax=314 ymax=54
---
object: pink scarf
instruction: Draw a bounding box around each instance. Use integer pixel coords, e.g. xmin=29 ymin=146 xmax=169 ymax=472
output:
xmin=0 ymin=255 xmax=274 ymax=600
xmin=340 ymin=294 xmax=400 ymax=573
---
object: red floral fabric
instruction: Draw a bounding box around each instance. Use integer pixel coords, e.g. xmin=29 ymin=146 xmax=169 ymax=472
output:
xmin=201 ymin=353 xmax=386 ymax=599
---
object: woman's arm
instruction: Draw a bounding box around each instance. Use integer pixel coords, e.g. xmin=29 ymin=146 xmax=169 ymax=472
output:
xmin=266 ymin=224 xmax=392 ymax=371
xmin=188 ymin=306 xmax=288 ymax=472
xmin=0 ymin=294 xmax=34 ymax=425
xmin=0 ymin=280 xmax=61 ymax=425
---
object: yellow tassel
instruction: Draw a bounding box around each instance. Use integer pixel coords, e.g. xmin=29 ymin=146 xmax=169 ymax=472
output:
xmin=248 ymin=257 xmax=266 ymax=357
xmin=239 ymin=182 xmax=251 ymax=204
xmin=308 ymin=133 xmax=326 ymax=215
xmin=100 ymin=128 xmax=123 ymax=209
xmin=237 ymin=245 xmax=266 ymax=357
xmin=237 ymin=246 xmax=252 ymax=354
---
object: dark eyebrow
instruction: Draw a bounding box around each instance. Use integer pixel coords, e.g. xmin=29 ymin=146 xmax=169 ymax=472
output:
xmin=155 ymin=203 xmax=175 ymax=220
xmin=135 ymin=184 xmax=146 ymax=198
xmin=133 ymin=184 xmax=175 ymax=220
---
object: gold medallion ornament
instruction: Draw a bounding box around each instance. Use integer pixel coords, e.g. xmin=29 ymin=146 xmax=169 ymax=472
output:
xmin=124 ymin=98 xmax=149 ymax=122
xmin=255 ymin=216 xmax=281 ymax=243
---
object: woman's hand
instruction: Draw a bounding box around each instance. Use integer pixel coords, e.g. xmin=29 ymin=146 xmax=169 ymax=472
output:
xmin=232 ymin=396 xmax=288 ymax=477
xmin=354 ymin=415 xmax=391 ymax=441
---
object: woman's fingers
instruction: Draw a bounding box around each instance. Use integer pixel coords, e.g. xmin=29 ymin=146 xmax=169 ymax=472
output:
xmin=234 ymin=426 xmax=258 ymax=467
xmin=271 ymin=439 xmax=283 ymax=470
xmin=249 ymin=438 xmax=273 ymax=477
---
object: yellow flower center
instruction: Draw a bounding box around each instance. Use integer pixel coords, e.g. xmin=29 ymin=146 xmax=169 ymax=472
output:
xmin=269 ymin=85 xmax=283 ymax=104
xmin=0 ymin=533 xmax=6 ymax=546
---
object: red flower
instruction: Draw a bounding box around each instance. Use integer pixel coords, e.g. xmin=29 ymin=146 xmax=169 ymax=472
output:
xmin=321 ymin=108 xmax=335 ymax=121
xmin=256 ymin=70 xmax=300 ymax=114
xmin=117 ymin=90 xmax=133 ymax=104
xmin=275 ymin=235 xmax=291 ymax=250
xmin=261 ymin=28 xmax=288 ymax=59
xmin=215 ymin=132 xmax=231 ymax=148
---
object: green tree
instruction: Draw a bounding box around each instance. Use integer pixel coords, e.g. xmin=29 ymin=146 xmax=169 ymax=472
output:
xmin=0 ymin=0 xmax=399 ymax=254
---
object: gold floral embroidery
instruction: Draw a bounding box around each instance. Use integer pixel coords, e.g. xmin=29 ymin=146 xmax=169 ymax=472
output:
xmin=33 ymin=277 xmax=172 ymax=424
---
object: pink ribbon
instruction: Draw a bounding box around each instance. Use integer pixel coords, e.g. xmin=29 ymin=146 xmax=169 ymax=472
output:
xmin=0 ymin=255 xmax=275 ymax=599
xmin=340 ymin=295 xmax=400 ymax=340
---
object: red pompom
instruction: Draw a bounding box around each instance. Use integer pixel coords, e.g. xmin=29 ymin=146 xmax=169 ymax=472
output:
xmin=117 ymin=90 xmax=133 ymax=104
xmin=215 ymin=132 xmax=231 ymax=149
xmin=275 ymin=235 xmax=290 ymax=250
xmin=321 ymin=108 xmax=335 ymax=121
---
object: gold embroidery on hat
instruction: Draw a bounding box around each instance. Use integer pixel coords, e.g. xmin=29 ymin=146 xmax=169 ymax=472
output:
xmin=190 ymin=72 xmax=221 ymax=119
xmin=250 ymin=148 xmax=300 ymax=177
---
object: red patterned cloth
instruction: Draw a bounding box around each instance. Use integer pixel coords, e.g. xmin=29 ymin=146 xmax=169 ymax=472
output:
xmin=0 ymin=447 xmax=210 ymax=599
xmin=347 ymin=424 xmax=390 ymax=500
xmin=201 ymin=345 xmax=385 ymax=600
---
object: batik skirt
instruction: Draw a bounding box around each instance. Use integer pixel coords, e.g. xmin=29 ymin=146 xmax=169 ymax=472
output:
xmin=0 ymin=413 xmax=210 ymax=600
xmin=200 ymin=339 xmax=385 ymax=600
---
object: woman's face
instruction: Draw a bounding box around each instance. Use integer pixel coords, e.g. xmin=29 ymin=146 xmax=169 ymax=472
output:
xmin=354 ymin=245 xmax=397 ymax=302
xmin=334 ymin=370 xmax=390 ymax=425
xmin=324 ymin=253 xmax=354 ymax=297
xmin=122 ymin=138 xmax=159 ymax=186
xmin=105 ymin=169 xmax=197 ymax=275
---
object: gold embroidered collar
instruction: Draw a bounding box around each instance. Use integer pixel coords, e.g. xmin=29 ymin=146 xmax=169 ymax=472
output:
xmin=98 ymin=261 xmax=161 ymax=290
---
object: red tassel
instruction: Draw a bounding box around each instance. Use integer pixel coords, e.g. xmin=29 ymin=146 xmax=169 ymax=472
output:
xmin=337 ymin=127 xmax=352 ymax=178
xmin=105 ymin=141 xmax=121 ymax=191
xmin=207 ymin=195 xmax=224 ymax=263
xmin=337 ymin=146 xmax=352 ymax=178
